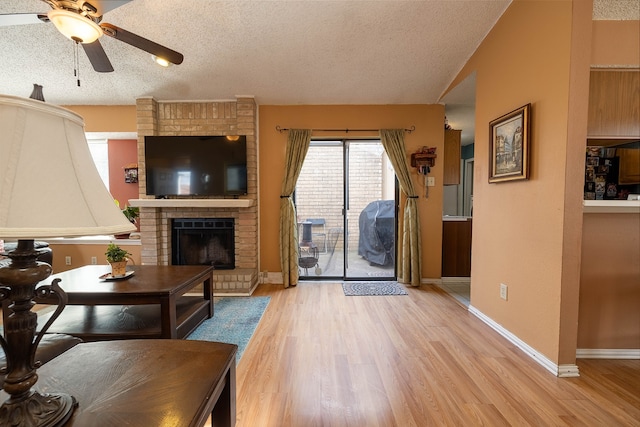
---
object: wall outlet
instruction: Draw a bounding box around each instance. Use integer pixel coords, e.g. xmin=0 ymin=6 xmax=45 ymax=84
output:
xmin=65 ymin=256 xmax=72 ymax=266
xmin=500 ymin=283 xmax=508 ymax=300
xmin=427 ymin=176 xmax=435 ymax=187
xmin=91 ymin=256 xmax=98 ymax=265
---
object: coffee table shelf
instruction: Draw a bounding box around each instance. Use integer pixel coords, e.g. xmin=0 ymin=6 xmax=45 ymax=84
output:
xmin=37 ymin=296 xmax=210 ymax=341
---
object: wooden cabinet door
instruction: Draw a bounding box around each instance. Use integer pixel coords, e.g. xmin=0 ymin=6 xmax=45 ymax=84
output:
xmin=588 ymin=70 xmax=640 ymax=138
xmin=442 ymin=219 xmax=472 ymax=277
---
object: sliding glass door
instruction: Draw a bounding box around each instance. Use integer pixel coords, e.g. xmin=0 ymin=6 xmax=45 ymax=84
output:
xmin=295 ymin=139 xmax=397 ymax=280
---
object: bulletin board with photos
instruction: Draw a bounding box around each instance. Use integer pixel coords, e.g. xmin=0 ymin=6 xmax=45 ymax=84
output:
xmin=585 ymin=145 xmax=639 ymax=200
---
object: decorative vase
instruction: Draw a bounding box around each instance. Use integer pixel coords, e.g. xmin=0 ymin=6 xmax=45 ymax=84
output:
xmin=109 ymin=260 xmax=127 ymax=277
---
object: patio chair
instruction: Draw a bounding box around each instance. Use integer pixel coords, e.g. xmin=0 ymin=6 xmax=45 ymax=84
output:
xmin=298 ymin=244 xmax=320 ymax=275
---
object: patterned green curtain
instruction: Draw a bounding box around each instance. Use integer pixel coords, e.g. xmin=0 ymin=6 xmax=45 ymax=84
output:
xmin=279 ymin=129 xmax=312 ymax=288
xmin=380 ymin=129 xmax=422 ymax=286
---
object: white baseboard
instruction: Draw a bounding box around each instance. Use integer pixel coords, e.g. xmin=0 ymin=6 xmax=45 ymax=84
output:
xmin=267 ymin=273 xmax=441 ymax=287
xmin=264 ymin=272 xmax=282 ymax=284
xmin=468 ymin=305 xmax=580 ymax=377
xmin=441 ymin=277 xmax=471 ymax=284
xmin=576 ymin=348 xmax=640 ymax=359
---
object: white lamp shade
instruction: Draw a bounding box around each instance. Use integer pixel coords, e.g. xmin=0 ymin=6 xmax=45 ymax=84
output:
xmin=0 ymin=95 xmax=136 ymax=239
xmin=47 ymin=9 xmax=103 ymax=44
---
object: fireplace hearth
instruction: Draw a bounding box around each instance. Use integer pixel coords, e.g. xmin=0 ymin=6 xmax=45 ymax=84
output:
xmin=172 ymin=218 xmax=235 ymax=269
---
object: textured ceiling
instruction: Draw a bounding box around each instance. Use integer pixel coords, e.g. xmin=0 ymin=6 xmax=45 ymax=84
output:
xmin=0 ymin=0 xmax=511 ymax=106
xmin=593 ymin=0 xmax=640 ymax=20
xmin=0 ymin=0 xmax=637 ymax=147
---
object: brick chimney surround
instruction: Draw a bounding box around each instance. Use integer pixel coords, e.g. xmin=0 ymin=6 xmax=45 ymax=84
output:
xmin=131 ymin=97 xmax=258 ymax=295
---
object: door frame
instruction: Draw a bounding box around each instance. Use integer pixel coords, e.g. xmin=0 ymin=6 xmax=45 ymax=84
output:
xmin=296 ymin=138 xmax=399 ymax=281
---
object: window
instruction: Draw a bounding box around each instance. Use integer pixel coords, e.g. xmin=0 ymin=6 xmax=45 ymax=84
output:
xmin=86 ymin=138 xmax=109 ymax=190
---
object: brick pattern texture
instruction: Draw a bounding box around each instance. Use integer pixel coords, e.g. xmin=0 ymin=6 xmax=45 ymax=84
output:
xmin=296 ymin=142 xmax=394 ymax=252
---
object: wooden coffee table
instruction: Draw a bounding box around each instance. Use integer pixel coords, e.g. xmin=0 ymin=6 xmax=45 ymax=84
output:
xmin=25 ymin=264 xmax=214 ymax=341
xmin=0 ymin=339 xmax=237 ymax=426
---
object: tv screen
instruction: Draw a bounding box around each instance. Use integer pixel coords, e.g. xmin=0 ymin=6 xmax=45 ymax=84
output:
xmin=144 ymin=135 xmax=247 ymax=197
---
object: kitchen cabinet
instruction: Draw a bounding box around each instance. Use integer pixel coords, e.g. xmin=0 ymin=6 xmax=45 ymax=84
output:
xmin=587 ymin=70 xmax=640 ymax=138
xmin=441 ymin=217 xmax=472 ymax=277
xmin=444 ymin=129 xmax=461 ymax=185
xmin=618 ymin=148 xmax=640 ymax=185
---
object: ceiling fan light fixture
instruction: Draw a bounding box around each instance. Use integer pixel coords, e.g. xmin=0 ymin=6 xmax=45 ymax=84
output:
xmin=47 ymin=9 xmax=102 ymax=44
xmin=152 ymin=55 xmax=171 ymax=67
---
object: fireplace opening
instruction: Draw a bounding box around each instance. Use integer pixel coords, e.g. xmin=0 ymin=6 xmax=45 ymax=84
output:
xmin=172 ymin=218 xmax=235 ymax=269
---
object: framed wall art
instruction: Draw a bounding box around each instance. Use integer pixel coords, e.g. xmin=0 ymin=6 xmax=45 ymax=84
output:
xmin=489 ymin=103 xmax=531 ymax=183
xmin=124 ymin=164 xmax=138 ymax=183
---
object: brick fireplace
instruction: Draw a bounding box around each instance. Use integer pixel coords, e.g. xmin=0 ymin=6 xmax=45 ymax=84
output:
xmin=132 ymin=97 xmax=258 ymax=295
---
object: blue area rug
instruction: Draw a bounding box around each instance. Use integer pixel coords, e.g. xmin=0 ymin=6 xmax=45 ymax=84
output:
xmin=187 ymin=296 xmax=270 ymax=363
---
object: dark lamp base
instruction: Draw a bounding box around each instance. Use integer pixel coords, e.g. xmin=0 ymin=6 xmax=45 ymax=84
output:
xmin=0 ymin=239 xmax=77 ymax=426
xmin=0 ymin=391 xmax=77 ymax=426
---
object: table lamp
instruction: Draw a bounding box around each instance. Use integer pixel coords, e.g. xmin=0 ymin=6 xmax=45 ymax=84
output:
xmin=0 ymin=94 xmax=136 ymax=426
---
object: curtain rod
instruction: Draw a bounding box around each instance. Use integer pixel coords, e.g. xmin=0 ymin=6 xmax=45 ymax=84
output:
xmin=275 ymin=125 xmax=415 ymax=134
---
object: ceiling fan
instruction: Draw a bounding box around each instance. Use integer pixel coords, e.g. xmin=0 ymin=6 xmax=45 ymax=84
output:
xmin=0 ymin=0 xmax=183 ymax=72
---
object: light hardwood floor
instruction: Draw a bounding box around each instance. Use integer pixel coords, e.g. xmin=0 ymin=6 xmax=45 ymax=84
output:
xmin=234 ymin=282 xmax=639 ymax=426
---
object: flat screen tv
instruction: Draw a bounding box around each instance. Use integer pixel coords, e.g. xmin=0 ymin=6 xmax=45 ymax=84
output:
xmin=144 ymin=135 xmax=247 ymax=197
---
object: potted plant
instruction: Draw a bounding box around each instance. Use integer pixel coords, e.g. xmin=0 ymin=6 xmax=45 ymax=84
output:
xmin=105 ymin=243 xmax=131 ymax=277
xmin=121 ymin=205 xmax=139 ymax=224
xmin=114 ymin=200 xmax=139 ymax=239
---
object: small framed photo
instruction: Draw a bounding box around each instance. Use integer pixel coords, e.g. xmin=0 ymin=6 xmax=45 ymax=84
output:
xmin=124 ymin=166 xmax=138 ymax=183
xmin=489 ymin=104 xmax=531 ymax=183
xmin=586 ymin=146 xmax=600 ymax=157
xmin=586 ymin=157 xmax=599 ymax=167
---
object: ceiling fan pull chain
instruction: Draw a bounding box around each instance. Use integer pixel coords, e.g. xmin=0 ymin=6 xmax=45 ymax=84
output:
xmin=73 ymin=40 xmax=81 ymax=87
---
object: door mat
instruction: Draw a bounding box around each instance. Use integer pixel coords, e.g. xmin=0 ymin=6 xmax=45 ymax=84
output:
xmin=342 ymin=281 xmax=408 ymax=296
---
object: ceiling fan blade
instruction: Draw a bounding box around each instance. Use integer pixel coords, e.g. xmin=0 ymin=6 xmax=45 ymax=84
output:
xmin=82 ymin=39 xmax=114 ymax=72
xmin=100 ymin=23 xmax=184 ymax=65
xmin=0 ymin=13 xmax=48 ymax=27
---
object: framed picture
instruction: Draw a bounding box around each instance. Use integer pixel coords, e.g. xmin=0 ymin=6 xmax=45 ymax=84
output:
xmin=489 ymin=104 xmax=531 ymax=183
xmin=124 ymin=166 xmax=138 ymax=183
xmin=586 ymin=156 xmax=599 ymax=167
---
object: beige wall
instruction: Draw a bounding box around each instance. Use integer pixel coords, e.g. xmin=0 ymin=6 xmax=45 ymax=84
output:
xmin=447 ymin=0 xmax=592 ymax=366
xmin=258 ymin=105 xmax=445 ymax=279
xmin=65 ymin=105 xmax=137 ymax=132
xmin=591 ymin=20 xmax=640 ymax=66
xmin=49 ymin=241 xmax=141 ymax=274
